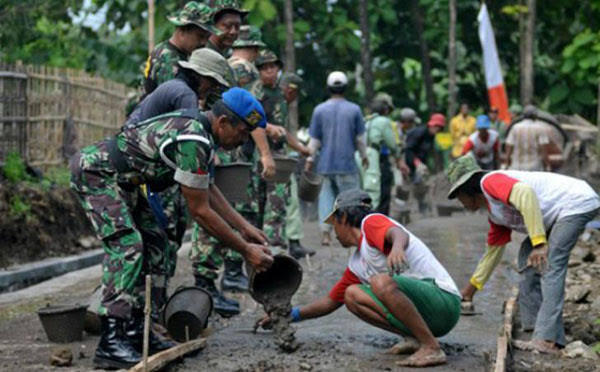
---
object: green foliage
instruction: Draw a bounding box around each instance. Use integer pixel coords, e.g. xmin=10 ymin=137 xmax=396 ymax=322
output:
xmin=2 ymin=153 xmax=30 ymax=183
xmin=43 ymin=167 xmax=72 ymax=188
xmin=9 ymin=195 xmax=31 ymax=219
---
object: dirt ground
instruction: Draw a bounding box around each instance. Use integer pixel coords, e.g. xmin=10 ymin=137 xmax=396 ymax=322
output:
xmin=0 ymin=213 xmax=521 ymax=371
xmin=0 ymin=183 xmax=95 ymax=269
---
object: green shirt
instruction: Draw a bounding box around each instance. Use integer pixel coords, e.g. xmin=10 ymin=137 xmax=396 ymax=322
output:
xmin=366 ymin=114 xmax=400 ymax=157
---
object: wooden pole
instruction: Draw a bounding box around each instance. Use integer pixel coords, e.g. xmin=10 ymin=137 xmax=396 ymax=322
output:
xmin=147 ymin=0 xmax=155 ymax=52
xmin=143 ymin=275 xmax=152 ymax=372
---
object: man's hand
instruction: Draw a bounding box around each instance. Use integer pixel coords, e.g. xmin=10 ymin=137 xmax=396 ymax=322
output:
xmin=241 ymin=224 xmax=268 ymax=245
xmin=460 ymin=283 xmax=478 ymax=302
xmin=253 ymin=314 xmax=274 ymax=332
xmin=261 ymin=155 xmax=276 ymax=179
xmin=244 ymin=244 xmax=273 ymax=273
xmin=299 ymin=145 xmax=311 ymax=157
xmin=304 ymin=158 xmax=314 ymax=172
xmin=265 ymin=124 xmax=286 ymax=140
xmin=387 ymin=245 xmax=407 ymax=275
xmin=396 ymin=159 xmax=410 ymax=176
xmin=527 ymin=244 xmax=548 ymax=272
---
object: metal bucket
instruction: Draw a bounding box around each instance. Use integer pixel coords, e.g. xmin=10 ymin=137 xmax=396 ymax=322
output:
xmin=248 ymin=254 xmax=303 ymax=306
xmin=38 ymin=304 xmax=88 ymax=343
xmin=164 ymin=287 xmax=213 ymax=342
xmin=214 ymin=162 xmax=252 ymax=203
xmin=264 ymin=156 xmax=298 ymax=183
xmin=298 ymin=171 xmax=322 ymax=202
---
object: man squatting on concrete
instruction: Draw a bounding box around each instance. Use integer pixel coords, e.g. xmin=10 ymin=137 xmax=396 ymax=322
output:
xmin=70 ymin=88 xmax=273 ymax=369
xmin=447 ymin=154 xmax=600 ymax=354
xmin=258 ymin=189 xmax=461 ymax=367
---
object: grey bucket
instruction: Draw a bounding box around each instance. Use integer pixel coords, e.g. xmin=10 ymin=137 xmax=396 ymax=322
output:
xmin=264 ymin=156 xmax=298 ymax=183
xmin=248 ymin=254 xmax=303 ymax=306
xmin=298 ymin=171 xmax=322 ymax=202
xmin=214 ymin=162 xmax=252 ymax=203
xmin=164 ymin=286 xmax=213 ymax=342
xmin=38 ymin=304 xmax=88 ymax=343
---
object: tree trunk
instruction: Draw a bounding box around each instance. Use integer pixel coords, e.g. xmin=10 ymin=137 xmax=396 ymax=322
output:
xmin=597 ymin=81 xmax=600 ymax=126
xmin=520 ymin=0 xmax=536 ymax=105
xmin=410 ymin=0 xmax=436 ymax=112
xmin=447 ymin=0 xmax=457 ymax=119
xmin=283 ymin=0 xmax=299 ymax=133
xmin=358 ymin=0 xmax=374 ymax=105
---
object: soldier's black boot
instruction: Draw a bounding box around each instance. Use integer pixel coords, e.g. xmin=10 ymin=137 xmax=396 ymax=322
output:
xmin=125 ymin=311 xmax=177 ymax=354
xmin=221 ymin=259 xmax=249 ymax=292
xmin=288 ymin=239 xmax=316 ymax=260
xmin=195 ymin=276 xmax=240 ymax=317
xmin=94 ymin=317 xmax=141 ymax=370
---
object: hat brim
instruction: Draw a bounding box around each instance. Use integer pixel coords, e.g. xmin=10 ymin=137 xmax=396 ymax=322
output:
xmin=232 ymin=41 xmax=266 ymax=48
xmin=447 ymin=170 xmax=485 ymax=199
xmin=177 ymin=61 xmax=231 ymax=88
xmin=167 ymin=16 xmax=222 ymax=35
xmin=323 ymin=208 xmax=337 ymax=225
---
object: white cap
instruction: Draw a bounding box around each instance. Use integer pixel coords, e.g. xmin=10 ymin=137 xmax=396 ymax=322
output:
xmin=327 ymin=71 xmax=348 ymax=88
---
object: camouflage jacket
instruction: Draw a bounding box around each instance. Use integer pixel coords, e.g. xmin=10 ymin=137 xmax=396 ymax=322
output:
xmin=228 ymin=56 xmax=259 ymax=88
xmin=248 ymin=80 xmax=288 ymax=128
xmin=206 ymin=39 xmax=232 ymax=58
xmin=142 ymin=41 xmax=189 ymax=96
xmin=111 ymin=110 xmax=215 ymax=191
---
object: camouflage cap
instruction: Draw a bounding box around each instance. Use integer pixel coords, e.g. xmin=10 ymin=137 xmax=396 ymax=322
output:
xmin=280 ymin=72 xmax=303 ymax=88
xmin=232 ymin=25 xmax=266 ymax=48
xmin=205 ymin=0 xmax=249 ymax=20
xmin=168 ymin=1 xmax=221 ymax=35
xmin=178 ymin=48 xmax=235 ymax=88
xmin=255 ymin=49 xmax=283 ymax=69
xmin=373 ymin=92 xmax=394 ymax=109
xmin=446 ymin=154 xmax=484 ymax=199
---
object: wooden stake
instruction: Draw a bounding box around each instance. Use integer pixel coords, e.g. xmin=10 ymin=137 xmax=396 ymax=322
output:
xmin=147 ymin=0 xmax=155 ymax=52
xmin=143 ymin=275 xmax=152 ymax=372
xmin=129 ymin=339 xmax=208 ymax=372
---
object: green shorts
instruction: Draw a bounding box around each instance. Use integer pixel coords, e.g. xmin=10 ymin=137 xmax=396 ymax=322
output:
xmin=359 ymin=276 xmax=461 ymax=337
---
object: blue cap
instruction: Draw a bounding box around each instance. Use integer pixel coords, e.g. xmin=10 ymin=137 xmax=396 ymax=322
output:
xmin=476 ymin=115 xmax=490 ymax=129
xmin=221 ymin=87 xmax=266 ymax=130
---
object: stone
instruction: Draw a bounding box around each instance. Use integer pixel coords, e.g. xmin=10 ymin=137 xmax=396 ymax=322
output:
xmin=49 ymin=347 xmax=73 ymax=367
xmin=591 ymin=296 xmax=600 ymax=312
xmin=77 ymin=236 xmax=96 ymax=249
xmin=299 ymin=362 xmax=313 ymax=370
xmin=565 ymin=285 xmax=591 ymax=303
xmin=562 ymin=340 xmax=599 ymax=360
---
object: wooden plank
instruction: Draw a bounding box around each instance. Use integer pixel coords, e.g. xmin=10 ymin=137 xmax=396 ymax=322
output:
xmin=128 ymin=338 xmax=207 ymax=372
xmin=494 ymin=287 xmax=518 ymax=372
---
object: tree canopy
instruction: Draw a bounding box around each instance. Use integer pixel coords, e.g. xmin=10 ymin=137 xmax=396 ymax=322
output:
xmin=1 ymin=0 xmax=599 ymax=124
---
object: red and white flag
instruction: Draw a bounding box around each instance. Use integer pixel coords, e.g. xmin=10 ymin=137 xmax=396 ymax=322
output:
xmin=478 ymin=4 xmax=510 ymax=124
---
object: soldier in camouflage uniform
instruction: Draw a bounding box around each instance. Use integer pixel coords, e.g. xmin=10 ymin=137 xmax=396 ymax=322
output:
xmin=140 ymin=2 xmax=218 ymax=99
xmin=280 ymin=73 xmax=316 ymax=259
xmin=229 ymin=25 xmax=265 ymax=87
xmin=204 ymin=0 xmax=247 ymax=58
xmin=127 ymin=48 xmax=236 ymax=319
xmin=71 ymin=88 xmax=272 ymax=369
xmin=249 ymin=50 xmax=311 ymax=250
xmin=189 ymin=23 xmax=268 ymax=314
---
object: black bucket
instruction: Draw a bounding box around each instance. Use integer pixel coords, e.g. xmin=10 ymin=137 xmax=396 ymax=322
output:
xmin=248 ymin=254 xmax=303 ymax=306
xmin=298 ymin=171 xmax=322 ymax=202
xmin=264 ymin=156 xmax=298 ymax=183
xmin=214 ymin=162 xmax=252 ymax=203
xmin=164 ymin=287 xmax=213 ymax=342
xmin=38 ymin=304 xmax=88 ymax=343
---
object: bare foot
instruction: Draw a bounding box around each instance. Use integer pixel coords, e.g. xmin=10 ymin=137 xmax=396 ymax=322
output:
xmin=386 ymin=337 xmax=420 ymax=355
xmin=513 ymin=339 xmax=560 ymax=354
xmin=396 ymin=346 xmax=446 ymax=367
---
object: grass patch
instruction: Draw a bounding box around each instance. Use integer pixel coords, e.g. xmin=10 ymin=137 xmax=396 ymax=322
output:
xmin=9 ymin=195 xmax=31 ymax=218
xmin=2 ymin=152 xmax=30 ymax=183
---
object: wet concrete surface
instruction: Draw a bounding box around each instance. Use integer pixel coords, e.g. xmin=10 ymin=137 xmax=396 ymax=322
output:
xmin=0 ymin=213 xmax=519 ymax=371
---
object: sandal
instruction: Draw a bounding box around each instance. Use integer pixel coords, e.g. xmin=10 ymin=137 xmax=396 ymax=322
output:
xmin=386 ymin=337 xmax=420 ymax=355
xmin=396 ymin=349 xmax=447 ymax=367
xmin=513 ymin=339 xmax=560 ymax=355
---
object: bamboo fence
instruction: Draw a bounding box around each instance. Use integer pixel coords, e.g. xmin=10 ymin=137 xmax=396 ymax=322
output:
xmin=0 ymin=62 xmax=130 ymax=168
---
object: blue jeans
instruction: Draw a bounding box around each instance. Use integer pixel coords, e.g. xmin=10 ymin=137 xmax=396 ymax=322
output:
xmin=318 ymin=173 xmax=360 ymax=232
xmin=517 ymin=208 xmax=599 ymax=346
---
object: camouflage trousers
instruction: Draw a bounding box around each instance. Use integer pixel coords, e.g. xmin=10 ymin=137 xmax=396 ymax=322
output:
xmin=189 ymin=148 xmax=258 ymax=281
xmin=70 ymin=144 xmax=171 ymax=319
xmin=259 ymin=177 xmax=291 ymax=248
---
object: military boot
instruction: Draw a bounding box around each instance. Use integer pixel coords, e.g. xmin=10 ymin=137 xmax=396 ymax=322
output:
xmin=126 ymin=310 xmax=177 ymax=355
xmin=195 ymin=276 xmax=240 ymax=317
xmin=288 ymin=239 xmax=316 ymax=260
xmin=94 ymin=317 xmax=141 ymax=370
xmin=221 ymin=259 xmax=249 ymax=292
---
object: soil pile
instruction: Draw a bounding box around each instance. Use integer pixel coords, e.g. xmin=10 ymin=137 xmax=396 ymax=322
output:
xmin=0 ymin=182 xmax=95 ymax=268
